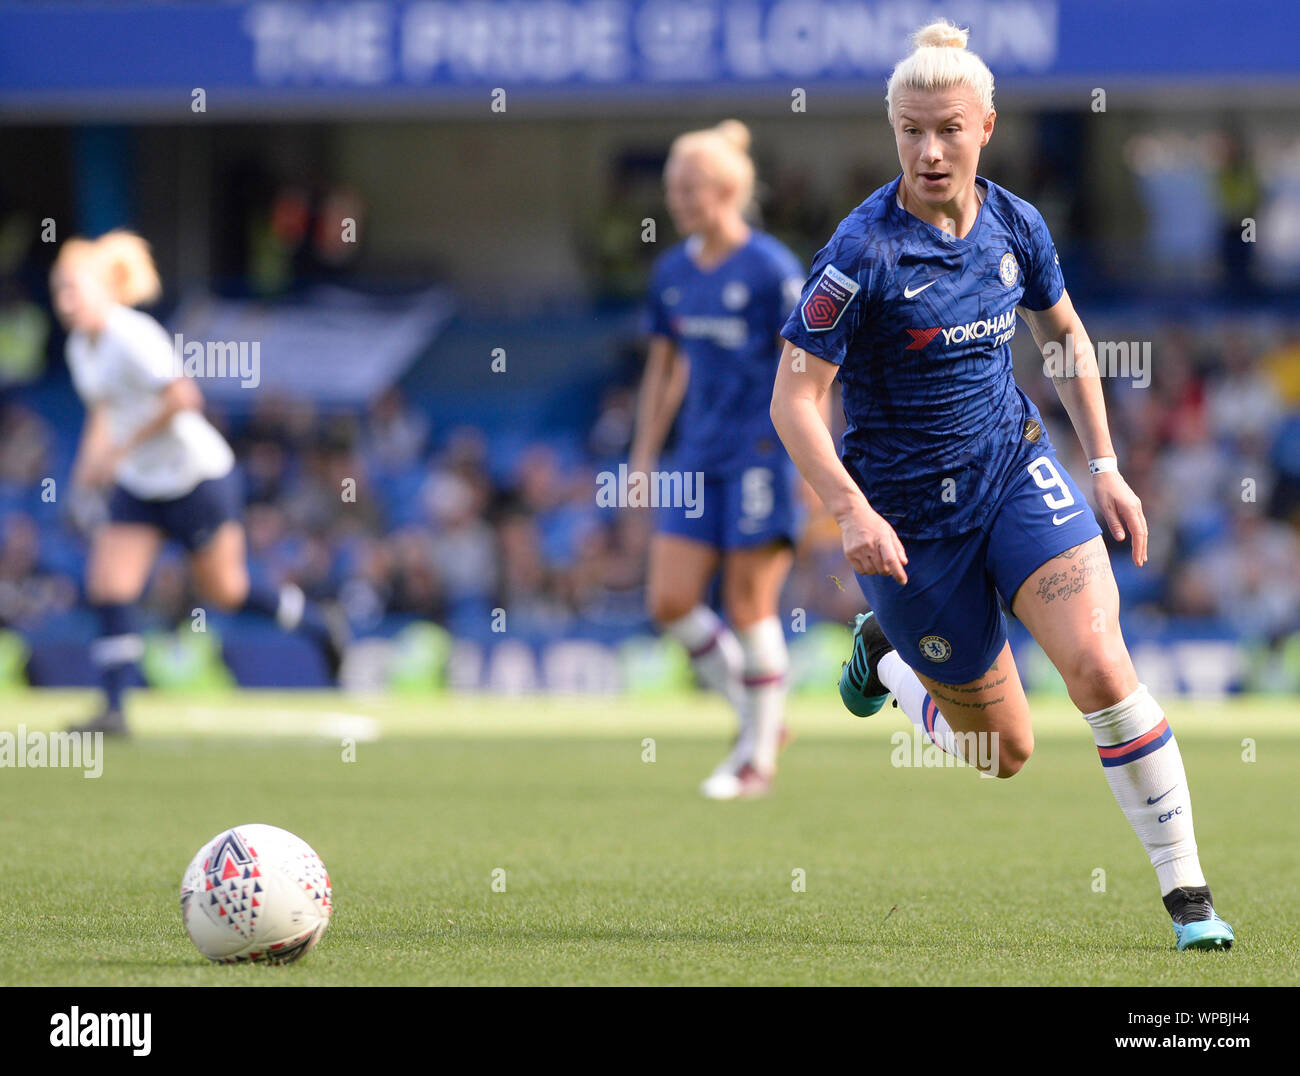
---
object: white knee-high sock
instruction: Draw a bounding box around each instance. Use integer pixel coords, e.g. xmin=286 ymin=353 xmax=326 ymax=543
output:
xmin=662 ymin=606 xmax=747 ymax=726
xmin=737 ymin=616 xmax=788 ymax=776
xmin=878 ymin=651 xmax=962 ymax=758
xmin=1082 ymin=684 xmax=1205 ymax=895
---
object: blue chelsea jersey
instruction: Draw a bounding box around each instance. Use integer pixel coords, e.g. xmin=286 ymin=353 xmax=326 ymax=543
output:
xmin=781 ymin=175 xmax=1066 ymax=539
xmin=644 ymin=230 xmax=805 ymax=475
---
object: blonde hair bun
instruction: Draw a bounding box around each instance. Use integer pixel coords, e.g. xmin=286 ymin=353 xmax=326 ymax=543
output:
xmin=914 ymin=20 xmax=968 ymax=49
xmin=713 ymin=119 xmax=752 ymax=155
xmin=54 ymin=230 xmax=162 ymax=308
xmin=666 ymin=121 xmax=757 ymax=215
xmin=885 ymin=20 xmax=993 ymax=123
xmin=94 ymin=230 xmax=162 ymax=307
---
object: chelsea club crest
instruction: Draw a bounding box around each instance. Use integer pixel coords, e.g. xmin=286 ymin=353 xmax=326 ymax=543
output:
xmin=919 ymin=635 xmax=952 ymax=663
xmin=999 ymin=252 xmax=1019 ymax=287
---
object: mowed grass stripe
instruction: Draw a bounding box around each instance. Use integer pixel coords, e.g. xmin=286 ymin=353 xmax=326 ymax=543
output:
xmin=0 ymin=693 xmax=1294 ymax=985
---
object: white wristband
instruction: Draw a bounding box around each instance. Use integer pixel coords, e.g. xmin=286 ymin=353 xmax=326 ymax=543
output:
xmin=1088 ymin=456 xmax=1118 ymax=475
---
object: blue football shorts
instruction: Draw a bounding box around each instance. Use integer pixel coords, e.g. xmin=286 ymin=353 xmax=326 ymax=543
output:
xmin=108 ymin=469 xmax=243 ymax=552
xmin=855 ymin=442 xmax=1103 ymax=684
xmin=656 ymin=455 xmax=803 ymax=552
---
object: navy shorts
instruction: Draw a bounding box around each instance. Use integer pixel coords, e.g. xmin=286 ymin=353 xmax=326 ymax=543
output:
xmin=656 ymin=457 xmax=803 ymax=551
xmin=856 ymin=443 xmax=1103 ymax=684
xmin=108 ymin=469 xmax=243 ymax=552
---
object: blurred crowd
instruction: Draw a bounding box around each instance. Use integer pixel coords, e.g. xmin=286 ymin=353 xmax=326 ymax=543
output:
xmin=2 ymin=316 xmax=1300 ymax=648
xmin=1022 ymin=320 xmax=1300 ymax=643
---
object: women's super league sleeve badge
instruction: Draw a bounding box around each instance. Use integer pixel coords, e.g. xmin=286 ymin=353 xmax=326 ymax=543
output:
xmin=999 ymin=252 xmax=1019 ymax=287
xmin=800 ymin=264 xmax=860 ymax=331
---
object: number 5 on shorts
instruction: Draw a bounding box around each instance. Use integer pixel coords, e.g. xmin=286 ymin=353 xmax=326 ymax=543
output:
xmin=741 ymin=467 xmax=774 ymax=520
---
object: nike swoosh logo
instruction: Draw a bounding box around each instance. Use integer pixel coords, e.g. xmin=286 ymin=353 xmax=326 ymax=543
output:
xmin=903 ymin=281 xmax=936 ymax=298
xmin=1147 ymin=786 xmax=1177 ymax=805
xmin=1052 ymin=510 xmax=1084 ymax=526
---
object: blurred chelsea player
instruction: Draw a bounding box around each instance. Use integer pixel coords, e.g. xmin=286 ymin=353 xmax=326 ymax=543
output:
xmin=631 ymin=121 xmax=808 ymax=799
xmin=772 ymin=22 xmax=1232 ymax=949
xmin=52 ymin=232 xmax=347 ymax=735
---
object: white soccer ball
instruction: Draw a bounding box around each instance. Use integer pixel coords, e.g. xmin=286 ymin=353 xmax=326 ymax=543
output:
xmin=180 ymin=823 xmax=332 ymax=964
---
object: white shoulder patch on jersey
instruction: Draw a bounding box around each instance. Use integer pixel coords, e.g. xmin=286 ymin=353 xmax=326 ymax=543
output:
xmin=800 ymin=264 xmax=860 ymax=333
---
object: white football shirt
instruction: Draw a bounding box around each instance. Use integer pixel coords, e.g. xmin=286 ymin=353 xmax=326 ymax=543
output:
xmin=67 ymin=304 xmax=235 ymax=500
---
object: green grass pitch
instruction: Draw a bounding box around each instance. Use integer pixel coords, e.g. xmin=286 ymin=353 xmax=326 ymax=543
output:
xmin=0 ymin=688 xmax=1296 ymax=986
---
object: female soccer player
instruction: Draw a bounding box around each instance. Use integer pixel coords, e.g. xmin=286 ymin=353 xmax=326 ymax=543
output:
xmin=52 ymin=232 xmax=345 ymax=735
xmin=631 ymin=121 xmax=808 ymax=799
xmin=771 ymin=22 xmax=1232 ymax=949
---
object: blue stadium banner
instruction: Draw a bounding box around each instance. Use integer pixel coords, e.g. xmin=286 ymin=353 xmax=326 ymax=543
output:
xmin=2 ymin=0 xmax=1299 ymax=115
